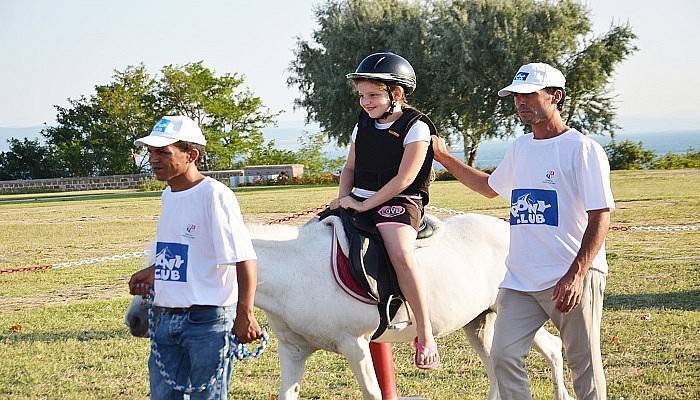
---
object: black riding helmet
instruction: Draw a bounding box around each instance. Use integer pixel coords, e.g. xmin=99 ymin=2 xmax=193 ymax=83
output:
xmin=346 ymin=52 xmax=417 ymax=119
xmin=346 ymin=52 xmax=417 ymax=94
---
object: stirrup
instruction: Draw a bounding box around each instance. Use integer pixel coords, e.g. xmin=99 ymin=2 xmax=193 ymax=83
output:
xmin=385 ymin=294 xmax=412 ymax=330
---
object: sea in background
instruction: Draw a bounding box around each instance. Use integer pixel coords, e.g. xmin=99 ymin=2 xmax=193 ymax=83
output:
xmin=1 ymin=123 xmax=698 ymax=170
xmin=262 ymin=123 xmax=699 ymax=169
xmin=455 ymin=129 xmax=700 ymax=169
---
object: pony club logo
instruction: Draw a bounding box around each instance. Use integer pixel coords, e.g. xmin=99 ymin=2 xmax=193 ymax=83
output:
xmin=378 ymin=205 xmax=406 ymax=218
xmin=183 ymin=223 xmax=197 ymax=239
xmin=514 ymin=71 xmax=530 ymax=81
xmin=154 ymin=242 xmax=188 ymax=282
xmin=509 ymin=189 xmax=558 ymax=226
xmin=153 ymin=118 xmax=182 ymax=134
xmin=544 ymin=169 xmax=556 ymax=184
xmin=153 ymin=118 xmax=171 ymax=133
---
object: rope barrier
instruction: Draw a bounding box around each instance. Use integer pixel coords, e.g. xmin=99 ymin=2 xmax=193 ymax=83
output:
xmin=3 ymin=205 xmax=696 ymax=275
xmin=0 ymin=251 xmax=147 ymax=275
xmin=424 ymin=205 xmax=700 ymax=232
xmin=264 ymin=203 xmax=329 ymax=225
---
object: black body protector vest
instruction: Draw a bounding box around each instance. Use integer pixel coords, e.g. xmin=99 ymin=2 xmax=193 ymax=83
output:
xmin=354 ymin=107 xmax=438 ymax=205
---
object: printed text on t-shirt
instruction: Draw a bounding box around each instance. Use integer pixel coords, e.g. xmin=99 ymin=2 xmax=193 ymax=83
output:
xmin=154 ymin=242 xmax=188 ymax=282
xmin=509 ymin=189 xmax=558 ymax=226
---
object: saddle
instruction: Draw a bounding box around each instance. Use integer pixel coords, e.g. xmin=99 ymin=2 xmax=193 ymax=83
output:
xmin=318 ymin=208 xmax=444 ymax=339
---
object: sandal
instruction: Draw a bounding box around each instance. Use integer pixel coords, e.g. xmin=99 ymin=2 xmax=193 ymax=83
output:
xmin=412 ymin=337 xmax=440 ymax=370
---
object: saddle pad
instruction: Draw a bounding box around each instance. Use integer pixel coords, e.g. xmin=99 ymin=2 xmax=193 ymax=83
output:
xmin=330 ymin=229 xmax=378 ymax=305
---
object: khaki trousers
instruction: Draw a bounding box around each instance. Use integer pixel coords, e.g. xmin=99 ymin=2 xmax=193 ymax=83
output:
xmin=491 ymin=270 xmax=607 ymax=400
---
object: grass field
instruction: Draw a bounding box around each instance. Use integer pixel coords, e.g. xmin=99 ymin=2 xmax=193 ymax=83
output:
xmin=0 ymin=169 xmax=698 ymax=399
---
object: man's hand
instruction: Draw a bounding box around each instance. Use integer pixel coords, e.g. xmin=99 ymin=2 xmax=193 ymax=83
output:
xmin=552 ymin=209 xmax=610 ymax=313
xmin=129 ymin=266 xmax=155 ymax=296
xmin=232 ymin=307 xmax=262 ymax=343
xmin=552 ymin=270 xmax=585 ymax=313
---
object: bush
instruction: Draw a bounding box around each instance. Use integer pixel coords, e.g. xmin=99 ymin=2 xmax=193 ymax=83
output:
xmin=650 ymin=148 xmax=700 ymax=169
xmin=604 ymin=140 xmax=655 ymax=170
xmin=237 ymin=173 xmax=340 ymax=187
xmin=139 ymin=176 xmax=166 ymax=191
xmin=434 ymin=170 xmax=456 ymax=181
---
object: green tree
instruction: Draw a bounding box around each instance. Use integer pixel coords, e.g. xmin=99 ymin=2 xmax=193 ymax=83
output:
xmin=0 ymin=138 xmax=61 ymax=180
xmin=40 ymin=62 xmax=279 ymax=177
xmin=42 ymin=65 xmax=162 ymax=176
xmin=244 ymin=141 xmax=299 ymax=168
xmin=296 ymin=131 xmax=346 ymax=176
xmin=289 ymin=0 xmax=637 ymax=165
xmin=288 ymin=0 xmax=429 ymax=146
xmin=604 ymin=139 xmax=654 ymax=170
xmin=158 ymin=62 xmax=279 ymax=170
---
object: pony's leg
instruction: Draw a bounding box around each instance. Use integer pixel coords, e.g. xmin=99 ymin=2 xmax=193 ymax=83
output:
xmin=337 ymin=336 xmax=382 ymax=400
xmin=277 ymin=339 xmax=313 ymax=400
xmin=462 ymin=310 xmax=500 ymax=400
xmin=268 ymin=315 xmax=314 ymax=400
xmin=532 ymin=327 xmax=574 ymax=400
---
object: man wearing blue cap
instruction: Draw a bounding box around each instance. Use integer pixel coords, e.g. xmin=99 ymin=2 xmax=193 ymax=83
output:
xmin=128 ymin=115 xmax=262 ymax=399
xmin=432 ymin=63 xmax=613 ymax=400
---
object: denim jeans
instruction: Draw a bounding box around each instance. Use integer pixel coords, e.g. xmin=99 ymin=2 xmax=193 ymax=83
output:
xmin=148 ymin=306 xmax=235 ymax=400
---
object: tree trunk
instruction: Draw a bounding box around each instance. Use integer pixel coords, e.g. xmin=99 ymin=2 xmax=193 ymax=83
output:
xmin=462 ymin=131 xmax=481 ymax=167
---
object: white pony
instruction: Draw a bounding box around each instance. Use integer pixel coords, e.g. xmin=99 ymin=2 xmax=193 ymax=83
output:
xmin=126 ymin=213 xmax=573 ymax=400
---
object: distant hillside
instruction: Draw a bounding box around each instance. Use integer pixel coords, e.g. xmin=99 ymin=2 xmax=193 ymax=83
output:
xmin=0 ymin=126 xmax=45 ymax=152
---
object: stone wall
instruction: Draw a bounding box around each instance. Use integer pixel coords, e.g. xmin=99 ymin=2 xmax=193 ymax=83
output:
xmin=243 ymin=164 xmax=304 ymax=178
xmin=0 ymin=170 xmax=245 ymax=194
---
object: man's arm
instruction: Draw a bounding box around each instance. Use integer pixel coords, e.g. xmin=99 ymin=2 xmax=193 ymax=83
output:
xmin=232 ymin=259 xmax=262 ymax=343
xmin=431 ymin=136 xmax=498 ymax=198
xmin=552 ymin=208 xmax=611 ymax=313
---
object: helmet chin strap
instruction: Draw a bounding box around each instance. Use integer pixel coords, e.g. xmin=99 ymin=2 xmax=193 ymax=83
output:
xmin=378 ymin=87 xmax=398 ymax=121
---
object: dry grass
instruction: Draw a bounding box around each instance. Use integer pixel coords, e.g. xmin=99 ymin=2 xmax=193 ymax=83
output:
xmin=0 ymin=169 xmax=698 ymax=399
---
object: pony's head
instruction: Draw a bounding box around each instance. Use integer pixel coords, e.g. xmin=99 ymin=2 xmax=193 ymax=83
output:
xmin=124 ymin=295 xmax=150 ymax=337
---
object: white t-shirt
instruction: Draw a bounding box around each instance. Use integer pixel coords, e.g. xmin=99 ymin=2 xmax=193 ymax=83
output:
xmin=350 ymin=119 xmax=431 ymax=198
xmin=153 ymin=177 xmax=257 ymax=307
xmin=488 ymin=129 xmax=615 ymax=292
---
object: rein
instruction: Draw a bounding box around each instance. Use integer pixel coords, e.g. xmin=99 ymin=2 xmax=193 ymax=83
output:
xmin=145 ymin=289 xmax=269 ymax=394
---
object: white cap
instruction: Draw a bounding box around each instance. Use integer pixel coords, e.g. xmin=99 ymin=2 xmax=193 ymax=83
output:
xmin=134 ymin=115 xmax=207 ymax=147
xmin=498 ymin=63 xmax=566 ymax=97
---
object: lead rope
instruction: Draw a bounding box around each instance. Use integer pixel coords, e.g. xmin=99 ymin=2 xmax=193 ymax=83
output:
xmin=146 ymin=289 xmax=269 ymax=394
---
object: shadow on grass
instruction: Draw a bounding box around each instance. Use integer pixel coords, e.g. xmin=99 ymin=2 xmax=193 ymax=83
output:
xmin=0 ymin=328 xmax=129 ymax=344
xmin=605 ymin=290 xmax=699 ymax=311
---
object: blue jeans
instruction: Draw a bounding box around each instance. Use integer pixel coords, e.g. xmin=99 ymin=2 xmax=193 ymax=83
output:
xmin=148 ymin=306 xmax=235 ymax=400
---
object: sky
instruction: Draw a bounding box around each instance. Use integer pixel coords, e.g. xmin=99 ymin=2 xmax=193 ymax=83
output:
xmin=1 ymin=0 xmax=699 ymax=133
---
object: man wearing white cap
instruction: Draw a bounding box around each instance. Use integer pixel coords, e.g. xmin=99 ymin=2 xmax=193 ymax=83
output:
xmin=432 ymin=63 xmax=613 ymax=399
xmin=128 ymin=115 xmax=262 ymax=399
